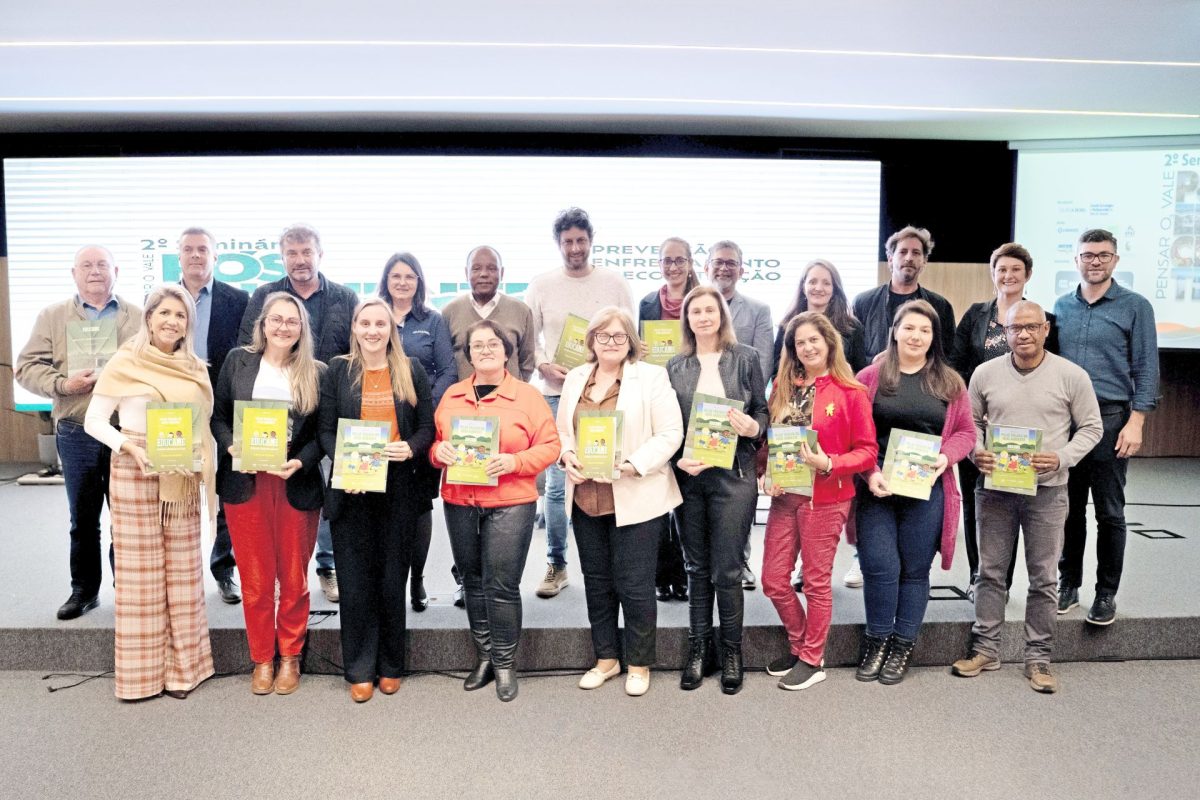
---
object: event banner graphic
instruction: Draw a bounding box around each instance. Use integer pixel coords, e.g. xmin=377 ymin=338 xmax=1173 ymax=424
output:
xmin=5 ymin=155 xmax=881 ymax=410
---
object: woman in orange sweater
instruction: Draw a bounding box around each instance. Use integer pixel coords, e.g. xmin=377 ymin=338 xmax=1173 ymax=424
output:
xmin=430 ymin=319 xmax=560 ymax=702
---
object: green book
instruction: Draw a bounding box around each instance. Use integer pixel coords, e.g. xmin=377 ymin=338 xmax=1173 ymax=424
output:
xmin=881 ymin=429 xmax=942 ymax=501
xmin=640 ymin=320 xmax=682 ymax=367
xmin=766 ymin=425 xmax=819 ymax=495
xmin=233 ymin=400 xmax=290 ymax=472
xmin=576 ymin=410 xmax=625 ymax=479
xmin=145 ymin=402 xmax=201 ymax=473
xmin=445 ymin=415 xmax=500 ymax=487
xmin=331 ymin=418 xmax=390 ymax=493
xmin=682 ymin=393 xmax=744 ymax=470
xmin=983 ymin=425 xmax=1042 ymax=496
xmin=66 ymin=318 xmax=118 ymax=377
xmin=553 ymin=313 xmax=591 ymax=370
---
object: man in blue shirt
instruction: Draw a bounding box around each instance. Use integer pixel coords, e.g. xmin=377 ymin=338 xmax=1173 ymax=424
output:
xmin=1053 ymin=228 xmax=1159 ymax=626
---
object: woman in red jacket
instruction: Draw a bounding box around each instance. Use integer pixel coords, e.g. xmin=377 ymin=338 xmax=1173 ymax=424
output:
xmin=760 ymin=312 xmax=878 ymax=691
xmin=430 ymin=319 xmax=560 ymax=702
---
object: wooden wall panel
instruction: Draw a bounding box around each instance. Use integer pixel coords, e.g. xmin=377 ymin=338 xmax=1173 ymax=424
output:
xmin=0 ymin=257 xmax=48 ymax=462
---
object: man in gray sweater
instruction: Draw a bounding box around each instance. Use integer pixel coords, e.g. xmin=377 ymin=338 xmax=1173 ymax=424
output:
xmin=951 ymin=301 xmax=1102 ymax=693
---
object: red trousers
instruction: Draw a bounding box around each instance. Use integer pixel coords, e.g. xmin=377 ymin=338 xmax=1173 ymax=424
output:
xmin=761 ymin=493 xmax=850 ymax=667
xmin=224 ymin=474 xmax=320 ymax=664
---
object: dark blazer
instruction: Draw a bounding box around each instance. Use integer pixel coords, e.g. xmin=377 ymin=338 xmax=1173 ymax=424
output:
xmin=950 ymin=299 xmax=1060 ymax=384
xmin=852 ymin=283 xmax=956 ymax=361
xmin=239 ymin=275 xmax=359 ymax=365
xmin=211 ymin=348 xmax=327 ymax=511
xmin=639 ymin=290 xmax=664 ymax=322
xmin=206 ymin=280 xmax=250 ymax=386
xmin=771 ymin=317 xmax=868 ymax=379
xmin=318 ymin=356 xmax=435 ymax=522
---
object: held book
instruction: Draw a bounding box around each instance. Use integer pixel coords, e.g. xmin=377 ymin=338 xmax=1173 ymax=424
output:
xmin=553 ymin=313 xmax=591 ymax=370
xmin=881 ymin=429 xmax=942 ymax=501
xmin=331 ymin=418 xmax=391 ymax=493
xmin=145 ymin=402 xmax=201 ymax=473
xmin=576 ymin=410 xmax=625 ymax=480
xmin=983 ymin=425 xmax=1042 ymax=496
xmin=640 ymin=320 xmax=682 ymax=367
xmin=66 ymin=318 xmax=118 ymax=377
xmin=766 ymin=425 xmax=819 ymax=496
xmin=445 ymin=415 xmax=500 ymax=487
xmin=682 ymin=393 xmax=744 ymax=470
xmin=233 ymin=400 xmax=290 ymax=472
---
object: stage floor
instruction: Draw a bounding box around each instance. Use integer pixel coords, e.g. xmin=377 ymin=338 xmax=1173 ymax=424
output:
xmin=2 ymin=458 xmax=1197 ymax=672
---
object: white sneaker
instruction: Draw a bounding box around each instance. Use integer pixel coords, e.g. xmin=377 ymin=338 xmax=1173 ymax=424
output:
xmin=843 ymin=556 xmax=863 ymax=588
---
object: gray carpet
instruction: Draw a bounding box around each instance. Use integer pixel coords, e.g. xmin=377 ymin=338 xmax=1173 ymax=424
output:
xmin=1 ymin=660 xmax=1197 ymax=800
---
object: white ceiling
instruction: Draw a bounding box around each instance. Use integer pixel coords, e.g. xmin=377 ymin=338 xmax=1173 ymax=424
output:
xmin=2 ymin=0 xmax=1199 ymax=142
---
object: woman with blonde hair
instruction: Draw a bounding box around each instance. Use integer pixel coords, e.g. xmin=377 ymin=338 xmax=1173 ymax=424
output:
xmin=558 ymin=307 xmax=683 ymax=696
xmin=84 ymin=283 xmax=216 ymax=700
xmin=211 ymin=292 xmax=326 ymax=695
xmin=318 ymin=297 xmax=434 ymax=702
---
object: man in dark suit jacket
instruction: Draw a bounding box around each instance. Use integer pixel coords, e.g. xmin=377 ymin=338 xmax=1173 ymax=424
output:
xmin=179 ymin=227 xmax=250 ymax=605
xmin=238 ymin=223 xmax=359 ymax=603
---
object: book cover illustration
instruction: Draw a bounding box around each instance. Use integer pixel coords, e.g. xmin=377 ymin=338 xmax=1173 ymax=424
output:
xmin=984 ymin=425 xmax=1042 ymax=496
xmin=640 ymin=320 xmax=682 ymax=367
xmin=766 ymin=425 xmax=820 ymax=495
xmin=331 ymin=418 xmax=390 ymax=492
xmin=445 ymin=415 xmax=500 ymax=486
xmin=682 ymin=393 xmax=744 ymax=470
xmin=145 ymin=402 xmax=200 ymax=473
xmin=66 ymin=318 xmax=118 ymax=376
xmin=553 ymin=313 xmax=591 ymax=370
xmin=881 ymin=429 xmax=943 ymax=501
xmin=577 ymin=410 xmax=625 ymax=480
xmin=233 ymin=400 xmax=290 ymax=472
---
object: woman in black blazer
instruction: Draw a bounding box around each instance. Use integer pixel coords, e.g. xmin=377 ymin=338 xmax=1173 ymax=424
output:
xmin=212 ymin=292 xmax=326 ymax=696
xmin=319 ymin=297 xmax=434 ymax=703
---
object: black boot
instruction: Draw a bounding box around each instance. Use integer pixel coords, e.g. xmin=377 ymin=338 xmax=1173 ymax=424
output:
xmin=680 ymin=636 xmax=714 ymax=690
xmin=855 ymin=634 xmax=890 ymax=682
xmin=878 ymin=635 xmax=916 ymax=685
xmin=410 ymin=575 xmax=429 ymax=612
xmin=463 ymin=659 xmax=495 ymax=691
xmin=494 ymin=667 xmax=518 ymax=702
xmin=720 ymin=645 xmax=744 ymax=695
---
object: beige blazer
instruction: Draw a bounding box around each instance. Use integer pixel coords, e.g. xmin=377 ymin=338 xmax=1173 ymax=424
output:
xmin=557 ymin=359 xmax=683 ymax=527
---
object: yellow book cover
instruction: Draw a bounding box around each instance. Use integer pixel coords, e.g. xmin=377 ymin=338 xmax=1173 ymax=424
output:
xmin=553 ymin=313 xmax=591 ymax=370
xmin=640 ymin=320 xmax=682 ymax=366
xmin=238 ymin=403 xmax=289 ymax=472
xmin=145 ymin=402 xmax=199 ymax=473
xmin=577 ymin=410 xmax=624 ymax=479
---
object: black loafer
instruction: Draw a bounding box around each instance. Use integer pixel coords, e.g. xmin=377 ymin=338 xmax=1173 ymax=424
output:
xmin=656 ymin=585 xmax=672 ymax=602
xmin=494 ymin=668 xmax=518 ymax=702
xmin=671 ymin=584 xmax=688 ymax=601
xmin=163 ymin=689 xmax=190 ymax=700
xmin=57 ymin=594 xmax=99 ymax=620
xmin=464 ymin=660 xmax=495 ymax=691
xmin=217 ymin=578 xmax=241 ymax=605
xmin=410 ymin=576 xmax=429 ymax=612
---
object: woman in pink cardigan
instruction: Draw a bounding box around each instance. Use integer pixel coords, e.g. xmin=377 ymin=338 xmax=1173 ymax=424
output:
xmin=854 ymin=300 xmax=975 ymax=685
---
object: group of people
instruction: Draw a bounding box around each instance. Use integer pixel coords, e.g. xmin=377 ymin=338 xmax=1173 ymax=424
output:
xmin=15 ymin=207 xmax=1158 ymax=702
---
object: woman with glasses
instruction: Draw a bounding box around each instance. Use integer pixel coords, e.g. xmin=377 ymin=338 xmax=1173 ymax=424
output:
xmin=854 ymin=300 xmax=975 ymax=684
xmin=319 ymin=298 xmax=434 ymax=702
xmin=638 ymin=237 xmax=700 ymax=604
xmin=950 ymin=243 xmax=1058 ymax=598
xmin=211 ymin=293 xmax=325 ymax=695
xmin=379 ymin=252 xmax=456 ymax=612
xmin=558 ymin=307 xmax=683 ymax=696
xmin=667 ymin=286 xmax=769 ymax=694
xmin=430 ymin=320 xmax=559 ymax=701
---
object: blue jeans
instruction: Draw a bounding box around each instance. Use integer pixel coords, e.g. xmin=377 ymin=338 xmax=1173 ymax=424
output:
xmin=543 ymin=395 xmax=568 ymax=567
xmin=315 ymin=456 xmax=335 ymax=572
xmin=856 ymin=479 xmax=945 ymax=641
xmin=56 ymin=418 xmax=113 ymax=598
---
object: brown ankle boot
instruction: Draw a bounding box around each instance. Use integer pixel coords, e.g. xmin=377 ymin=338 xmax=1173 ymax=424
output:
xmin=251 ymin=661 xmax=275 ymax=695
xmin=275 ymin=656 xmax=301 ymax=695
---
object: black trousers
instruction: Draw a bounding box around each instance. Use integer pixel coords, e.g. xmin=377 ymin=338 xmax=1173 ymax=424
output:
xmin=655 ymin=512 xmax=687 ymax=588
xmin=331 ymin=493 xmax=412 ymax=684
xmin=1061 ymin=405 xmax=1130 ymax=595
xmin=572 ymin=508 xmax=662 ymax=667
xmin=675 ymin=466 xmax=758 ymax=648
xmin=443 ymin=502 xmax=536 ymax=669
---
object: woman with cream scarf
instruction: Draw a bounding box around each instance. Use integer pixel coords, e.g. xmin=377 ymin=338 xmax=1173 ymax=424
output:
xmin=85 ymin=284 xmax=217 ymax=701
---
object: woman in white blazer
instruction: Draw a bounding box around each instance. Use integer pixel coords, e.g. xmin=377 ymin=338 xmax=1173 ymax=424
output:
xmin=557 ymin=306 xmax=684 ymax=696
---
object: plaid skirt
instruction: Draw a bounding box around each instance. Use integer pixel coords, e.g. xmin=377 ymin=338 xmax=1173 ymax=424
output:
xmin=110 ymin=431 xmax=214 ymax=700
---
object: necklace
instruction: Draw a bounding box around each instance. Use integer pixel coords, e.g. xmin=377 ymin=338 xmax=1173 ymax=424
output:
xmin=365 ymin=367 xmax=389 ymax=393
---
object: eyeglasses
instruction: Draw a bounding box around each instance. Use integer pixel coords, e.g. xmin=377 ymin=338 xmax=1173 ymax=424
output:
xmin=1003 ymin=323 xmax=1046 ymax=336
xmin=1078 ymin=252 xmax=1116 ymax=265
xmin=660 ymin=256 xmax=692 ymax=268
xmin=709 ymin=259 xmax=741 ymax=271
xmin=391 ymin=274 xmax=420 ymax=284
xmin=470 ymin=341 xmax=504 ymax=353
xmin=594 ymin=333 xmax=629 ymax=345
xmin=265 ymin=315 xmax=302 ymax=330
